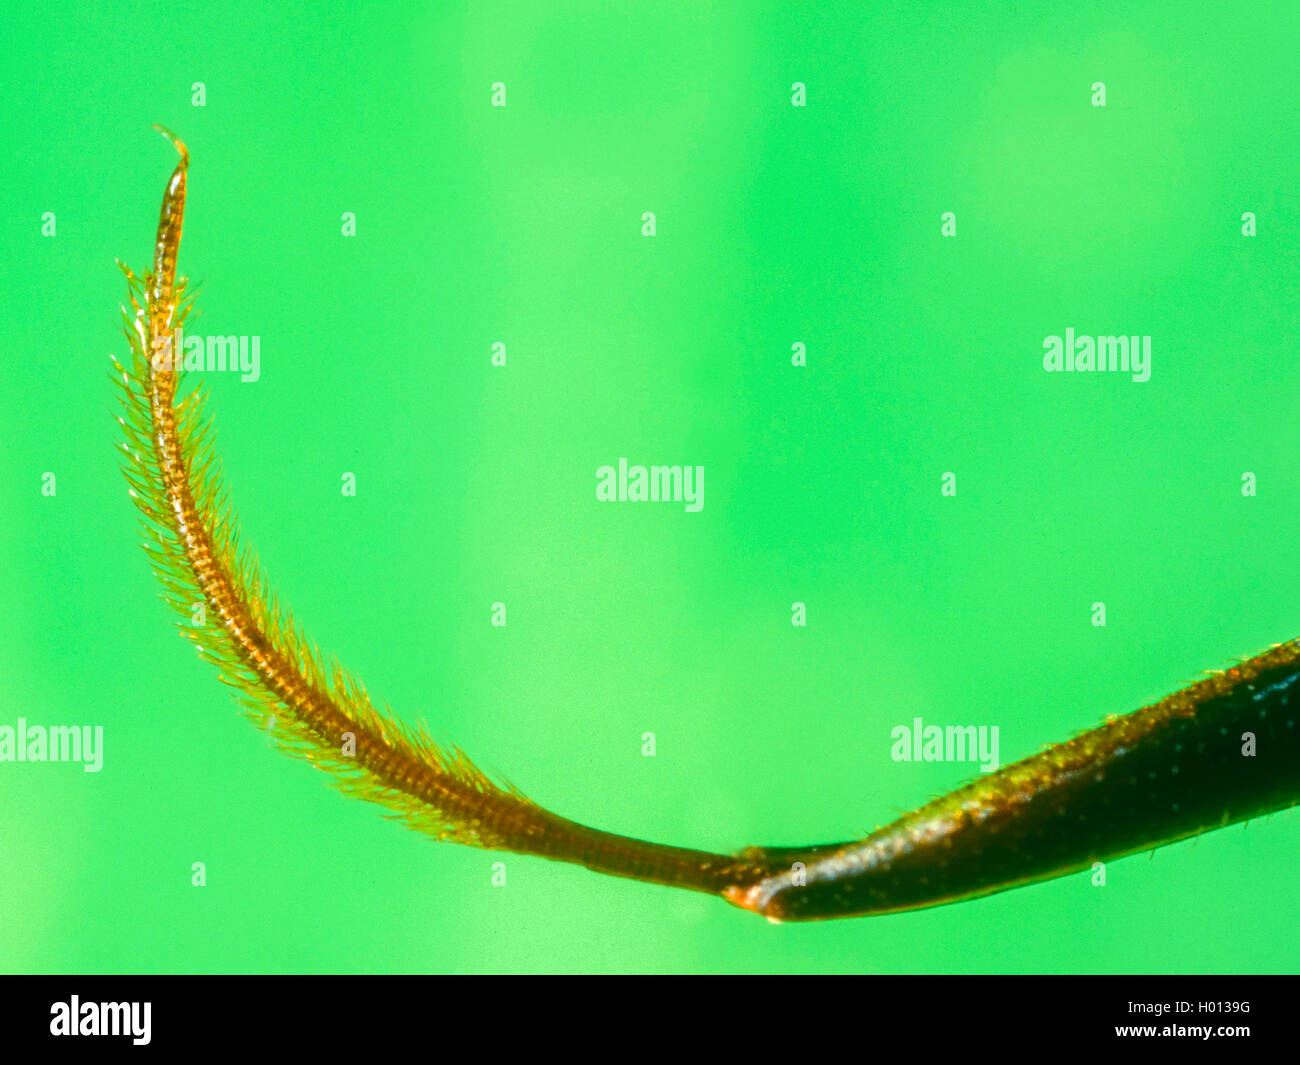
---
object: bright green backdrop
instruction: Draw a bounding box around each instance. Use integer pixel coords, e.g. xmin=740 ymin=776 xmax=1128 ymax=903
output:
xmin=1 ymin=1 xmax=1297 ymax=973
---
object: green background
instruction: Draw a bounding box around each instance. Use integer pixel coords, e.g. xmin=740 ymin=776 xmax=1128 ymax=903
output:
xmin=2 ymin=1 xmax=1297 ymax=973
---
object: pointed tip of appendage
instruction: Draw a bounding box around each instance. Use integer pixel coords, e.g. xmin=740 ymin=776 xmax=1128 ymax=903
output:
xmin=152 ymin=124 xmax=188 ymax=168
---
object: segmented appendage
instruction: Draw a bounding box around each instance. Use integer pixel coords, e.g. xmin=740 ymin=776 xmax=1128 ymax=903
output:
xmin=149 ymin=124 xmax=188 ymax=304
xmin=117 ymin=128 xmax=1300 ymax=923
xmin=113 ymin=129 xmax=780 ymax=896
xmin=726 ymin=640 xmax=1300 ymax=921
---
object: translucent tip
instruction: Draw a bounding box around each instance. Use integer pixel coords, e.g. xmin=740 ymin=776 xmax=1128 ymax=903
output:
xmin=151 ymin=124 xmax=189 ymax=169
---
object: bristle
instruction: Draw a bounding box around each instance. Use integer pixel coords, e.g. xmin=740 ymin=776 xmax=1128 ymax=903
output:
xmin=116 ymin=259 xmax=539 ymax=849
xmin=117 ymin=131 xmax=784 ymax=900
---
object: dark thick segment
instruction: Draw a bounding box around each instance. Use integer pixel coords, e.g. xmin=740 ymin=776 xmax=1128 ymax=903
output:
xmin=734 ymin=652 xmax=1300 ymax=921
